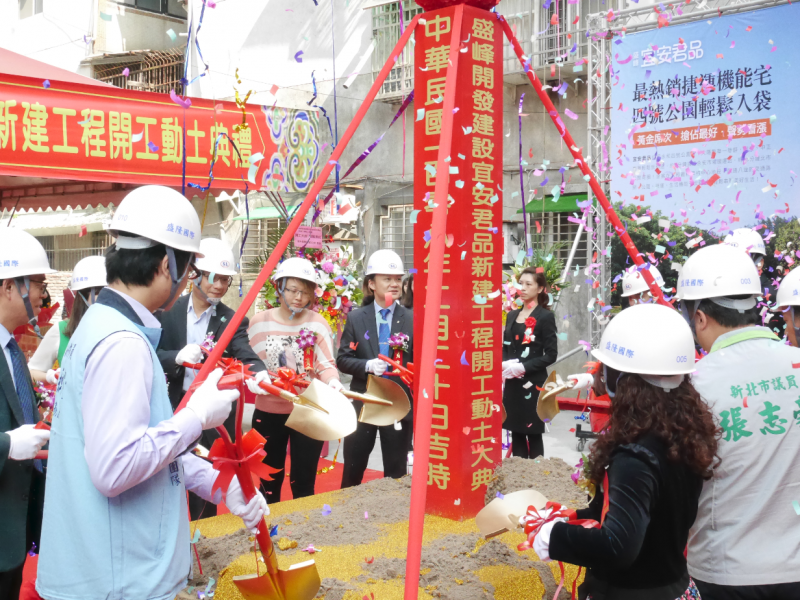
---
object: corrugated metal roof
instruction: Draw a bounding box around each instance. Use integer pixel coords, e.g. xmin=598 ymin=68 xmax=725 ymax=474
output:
xmin=5 ymin=206 xmax=113 ymax=236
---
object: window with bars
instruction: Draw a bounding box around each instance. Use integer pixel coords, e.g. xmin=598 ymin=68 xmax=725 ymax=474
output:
xmin=371 ymin=1 xmax=423 ymax=99
xmin=379 ymin=205 xmax=414 ymax=271
xmin=241 ymin=219 xmax=283 ymax=271
xmin=117 ymin=0 xmax=185 ymax=18
xmin=533 ymin=212 xmax=586 ymax=268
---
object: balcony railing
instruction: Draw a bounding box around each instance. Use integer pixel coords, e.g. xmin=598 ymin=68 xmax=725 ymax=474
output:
xmin=46 ymin=247 xmax=107 ymax=272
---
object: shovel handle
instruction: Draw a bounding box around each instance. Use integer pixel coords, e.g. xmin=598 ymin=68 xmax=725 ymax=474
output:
xmin=378 ymin=354 xmax=414 ymax=385
xmin=267 ymin=371 xmax=390 ymax=407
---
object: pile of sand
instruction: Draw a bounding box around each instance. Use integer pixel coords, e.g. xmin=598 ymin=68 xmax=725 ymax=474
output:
xmin=181 ymin=457 xmax=589 ymax=600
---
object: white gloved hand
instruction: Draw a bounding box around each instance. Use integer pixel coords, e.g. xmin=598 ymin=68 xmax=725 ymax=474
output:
xmin=502 ymin=361 xmax=526 ymax=380
xmin=185 ymin=368 xmax=240 ymax=430
xmin=45 ymin=368 xmax=60 ymax=385
xmin=176 ymin=343 xmax=204 ymax=366
xmin=365 ymin=358 xmax=388 ymax=376
xmin=245 ymin=371 xmax=271 ymax=396
xmin=328 ymin=379 xmax=344 ymax=392
xmin=7 ymin=424 xmax=50 ymax=461
xmin=567 ymin=373 xmax=595 ymax=391
xmin=226 ymin=477 xmax=269 ymax=533
xmin=532 ymin=517 xmax=568 ymax=562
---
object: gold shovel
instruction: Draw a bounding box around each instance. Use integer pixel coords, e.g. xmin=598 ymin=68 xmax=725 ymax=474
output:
xmin=536 ymin=370 xmax=573 ymax=424
xmin=355 ymin=375 xmax=411 ymax=427
xmin=284 ymin=379 xmax=358 ymax=441
xmin=475 ymin=489 xmax=548 ymax=539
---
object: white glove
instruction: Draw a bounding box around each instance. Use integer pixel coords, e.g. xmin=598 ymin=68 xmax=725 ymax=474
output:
xmin=176 ymin=343 xmax=203 ymax=366
xmin=567 ymin=373 xmax=595 ymax=391
xmin=7 ymin=425 xmax=50 ymax=461
xmin=328 ymin=379 xmax=344 ymax=392
xmin=226 ymin=477 xmax=269 ymax=532
xmin=532 ymin=517 xmax=568 ymax=562
xmin=245 ymin=371 xmax=271 ymax=396
xmin=185 ymin=368 xmax=240 ymax=430
xmin=366 ymin=358 xmax=388 ymax=376
xmin=45 ymin=368 xmax=60 ymax=385
xmin=502 ymin=361 xmax=526 ymax=380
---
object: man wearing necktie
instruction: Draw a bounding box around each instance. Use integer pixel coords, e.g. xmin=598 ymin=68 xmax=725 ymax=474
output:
xmin=337 ymin=250 xmax=414 ymax=489
xmin=0 ymin=230 xmax=52 ymax=600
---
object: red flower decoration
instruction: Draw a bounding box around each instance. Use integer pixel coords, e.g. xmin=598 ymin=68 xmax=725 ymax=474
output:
xmin=525 ymin=317 xmax=537 ymax=329
xmin=322 ymin=291 xmax=331 ymax=301
xmin=328 ymin=306 xmax=338 ymax=316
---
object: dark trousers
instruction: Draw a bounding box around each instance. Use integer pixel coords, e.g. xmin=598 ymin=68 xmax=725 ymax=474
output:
xmin=511 ymin=432 xmax=544 ymax=459
xmin=341 ymin=412 xmax=412 ymax=489
xmin=0 ymin=561 xmax=24 ymax=600
xmin=252 ymin=409 xmax=324 ymax=504
xmin=695 ymin=579 xmax=800 ymax=600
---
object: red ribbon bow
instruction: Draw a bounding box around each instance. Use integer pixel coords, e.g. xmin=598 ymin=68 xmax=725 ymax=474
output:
xmin=208 ymin=428 xmax=281 ymax=500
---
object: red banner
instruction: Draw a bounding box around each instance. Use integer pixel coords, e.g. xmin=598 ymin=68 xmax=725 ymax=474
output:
xmin=414 ymin=5 xmax=504 ymax=520
xmin=0 ymin=73 xmax=317 ymax=191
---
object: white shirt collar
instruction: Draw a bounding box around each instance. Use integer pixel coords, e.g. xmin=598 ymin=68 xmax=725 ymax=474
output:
xmin=187 ymin=293 xmax=215 ymax=319
xmin=108 ymin=288 xmax=161 ymax=329
xmin=374 ymin=300 xmax=396 ymax=317
xmin=0 ymin=322 xmax=11 ymax=350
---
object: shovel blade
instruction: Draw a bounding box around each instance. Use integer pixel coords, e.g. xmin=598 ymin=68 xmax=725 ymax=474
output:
xmin=358 ymin=375 xmax=411 ymax=426
xmin=536 ymin=370 xmax=562 ymax=424
xmin=286 ymin=379 xmax=357 ymax=441
xmin=475 ymin=489 xmax=548 ymax=538
xmin=233 ymin=559 xmax=321 ymax=600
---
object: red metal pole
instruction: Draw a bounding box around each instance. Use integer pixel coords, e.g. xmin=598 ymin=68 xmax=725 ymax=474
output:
xmin=174 ymin=14 xmax=423 ymax=415
xmin=499 ymin=18 xmax=668 ymax=307
xmin=403 ymin=6 xmax=465 ymax=599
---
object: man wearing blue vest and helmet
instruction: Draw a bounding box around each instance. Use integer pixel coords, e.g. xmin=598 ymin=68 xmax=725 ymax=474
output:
xmin=679 ymin=243 xmax=800 ymax=600
xmin=36 ymin=186 xmax=268 ymax=600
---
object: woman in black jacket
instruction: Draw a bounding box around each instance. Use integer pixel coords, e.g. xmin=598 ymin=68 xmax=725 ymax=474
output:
xmin=502 ymin=268 xmax=558 ymax=458
xmin=532 ymin=304 xmax=719 ymax=600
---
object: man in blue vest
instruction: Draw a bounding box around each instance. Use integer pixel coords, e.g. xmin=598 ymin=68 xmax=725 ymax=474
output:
xmin=0 ymin=229 xmax=53 ymax=600
xmin=36 ymin=186 xmax=268 ymax=600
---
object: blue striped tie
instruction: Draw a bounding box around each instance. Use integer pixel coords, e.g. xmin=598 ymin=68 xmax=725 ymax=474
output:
xmin=7 ymin=338 xmax=43 ymax=472
xmin=379 ymin=308 xmax=391 ymax=358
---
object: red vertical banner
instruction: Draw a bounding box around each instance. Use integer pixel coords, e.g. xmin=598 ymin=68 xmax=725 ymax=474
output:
xmin=414 ymin=6 xmax=503 ymax=520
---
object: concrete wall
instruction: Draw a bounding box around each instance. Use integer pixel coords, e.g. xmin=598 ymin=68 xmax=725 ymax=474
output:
xmin=95 ymin=0 xmax=187 ymax=55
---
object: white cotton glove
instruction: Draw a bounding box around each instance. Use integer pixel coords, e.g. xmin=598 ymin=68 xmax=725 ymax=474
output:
xmin=328 ymin=379 xmax=344 ymax=392
xmin=185 ymin=368 xmax=240 ymax=430
xmin=245 ymin=371 xmax=271 ymax=396
xmin=226 ymin=477 xmax=269 ymax=533
xmin=502 ymin=360 xmax=525 ymax=380
xmin=532 ymin=517 xmax=568 ymax=562
xmin=45 ymin=368 xmax=60 ymax=385
xmin=567 ymin=373 xmax=595 ymax=391
xmin=7 ymin=425 xmax=50 ymax=461
xmin=176 ymin=343 xmax=204 ymax=366
xmin=366 ymin=358 xmax=388 ymax=376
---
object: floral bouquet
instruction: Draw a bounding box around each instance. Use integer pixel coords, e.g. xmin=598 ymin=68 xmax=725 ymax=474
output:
xmin=571 ymin=455 xmax=596 ymax=502
xmin=297 ymin=328 xmax=317 ymax=371
xmin=388 ymin=332 xmax=409 ymax=364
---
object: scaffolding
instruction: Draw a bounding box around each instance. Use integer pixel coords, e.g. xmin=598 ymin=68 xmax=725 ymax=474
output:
xmin=584 ymin=0 xmax=790 ymax=347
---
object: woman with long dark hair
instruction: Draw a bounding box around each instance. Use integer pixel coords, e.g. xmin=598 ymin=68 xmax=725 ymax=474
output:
xmin=502 ymin=267 xmax=558 ymax=458
xmin=534 ymin=304 xmax=720 ymax=600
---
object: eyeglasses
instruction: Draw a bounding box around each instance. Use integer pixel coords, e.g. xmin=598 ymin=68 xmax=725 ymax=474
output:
xmin=189 ymin=268 xmax=232 ymax=287
xmin=283 ymin=287 xmax=310 ymax=299
xmin=28 ymin=279 xmax=48 ymax=293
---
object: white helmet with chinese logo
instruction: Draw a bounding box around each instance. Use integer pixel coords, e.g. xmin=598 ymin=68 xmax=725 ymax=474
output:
xmin=272 ymin=257 xmax=318 ymax=319
xmin=71 ymin=255 xmax=107 ymax=306
xmin=190 ymin=238 xmax=237 ymax=307
xmin=621 ymin=264 xmax=665 ymax=299
xmin=774 ymin=267 xmax=800 ymax=348
xmin=723 ymin=227 xmax=767 ymax=271
xmin=366 ymin=249 xmax=404 ymax=276
xmin=108 ymin=185 xmax=203 ymax=311
xmin=0 ymin=229 xmax=56 ymax=337
xmin=592 ymin=304 xmax=695 ymax=393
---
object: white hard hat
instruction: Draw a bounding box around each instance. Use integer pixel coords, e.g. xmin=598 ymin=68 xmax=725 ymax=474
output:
xmin=776 ymin=267 xmax=800 ymax=308
xmin=108 ymin=186 xmax=203 ymax=256
xmin=272 ymin=257 xmax=318 ymax=288
xmin=194 ymin=238 xmax=237 ymax=276
xmin=70 ymin=256 xmax=107 ymax=291
xmin=0 ymin=229 xmax=55 ymax=279
xmin=722 ymin=227 xmax=766 ymax=256
xmin=366 ymin=249 xmax=404 ymax=276
xmin=592 ymin=304 xmax=696 ymax=375
xmin=677 ymin=244 xmax=761 ymax=303
xmin=621 ymin=264 xmax=665 ymax=297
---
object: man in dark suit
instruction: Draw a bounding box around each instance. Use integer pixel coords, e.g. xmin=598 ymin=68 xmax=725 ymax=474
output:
xmin=0 ymin=230 xmax=52 ymax=600
xmin=337 ymin=250 xmax=413 ymax=489
xmin=156 ymin=238 xmax=269 ymax=520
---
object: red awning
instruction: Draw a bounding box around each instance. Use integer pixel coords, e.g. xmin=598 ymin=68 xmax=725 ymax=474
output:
xmin=0 ymin=48 xmax=113 ymax=88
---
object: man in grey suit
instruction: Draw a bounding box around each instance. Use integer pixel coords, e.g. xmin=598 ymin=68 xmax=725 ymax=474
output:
xmin=0 ymin=230 xmax=52 ymax=600
xmin=157 ymin=238 xmax=269 ymax=519
xmin=337 ymin=250 xmax=413 ymax=489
